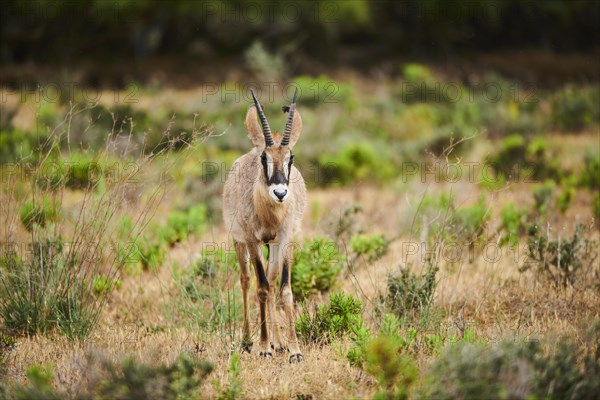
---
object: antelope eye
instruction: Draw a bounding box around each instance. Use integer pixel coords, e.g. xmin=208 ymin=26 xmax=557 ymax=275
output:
xmin=261 ymin=153 xmax=267 ymax=161
xmin=289 ymin=153 xmax=294 ymax=162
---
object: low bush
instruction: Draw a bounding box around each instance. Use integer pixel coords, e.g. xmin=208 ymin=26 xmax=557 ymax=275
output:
xmin=420 ymin=323 xmax=600 ymax=400
xmin=579 ymin=151 xmax=600 ymax=190
xmin=171 ymin=250 xmax=242 ymax=337
xmin=294 ymin=75 xmax=356 ymax=109
xmin=296 ymin=291 xmax=363 ymax=345
xmin=385 ymin=261 xmax=438 ymax=323
xmin=364 ymin=334 xmax=418 ymax=400
xmin=19 ymin=198 xmax=59 ymax=231
xmin=417 ymin=193 xmax=490 ymax=251
xmin=499 ymin=203 xmax=528 ymax=247
xmin=318 ymin=141 xmax=394 ymax=186
xmin=8 ymin=353 xmax=214 ymax=400
xmin=292 ymin=236 xmax=343 ymax=301
xmin=350 ymin=233 xmax=389 ymax=263
xmin=551 ymin=85 xmax=600 ymax=131
xmin=347 ymin=314 xmax=419 ymax=400
xmin=487 ymin=134 xmax=561 ymax=182
xmin=0 ymin=129 xmax=50 ymax=163
xmin=522 ymin=223 xmax=598 ymax=287
xmin=1 ymin=239 xmax=91 ymax=338
xmin=214 ymin=353 xmax=243 ymax=400
xmin=326 ymin=203 xmax=362 ymax=245
xmin=131 ymin=204 xmax=207 ymax=271
xmin=532 ymin=180 xmax=556 ymax=215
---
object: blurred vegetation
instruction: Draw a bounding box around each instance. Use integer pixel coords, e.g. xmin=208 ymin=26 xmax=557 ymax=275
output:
xmin=2 ymin=353 xmax=214 ymax=400
xmin=296 ymin=291 xmax=363 ymax=345
xmin=2 ymin=0 xmax=598 ymax=76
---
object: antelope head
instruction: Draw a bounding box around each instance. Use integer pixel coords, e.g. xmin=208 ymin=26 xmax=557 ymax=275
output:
xmin=246 ymin=88 xmax=302 ymax=203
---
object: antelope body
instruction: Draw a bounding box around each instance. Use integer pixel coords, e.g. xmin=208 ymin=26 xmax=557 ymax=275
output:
xmin=222 ymin=89 xmax=306 ymax=362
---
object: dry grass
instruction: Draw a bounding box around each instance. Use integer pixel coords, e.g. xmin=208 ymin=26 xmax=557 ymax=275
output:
xmin=3 ymin=169 xmax=599 ymax=398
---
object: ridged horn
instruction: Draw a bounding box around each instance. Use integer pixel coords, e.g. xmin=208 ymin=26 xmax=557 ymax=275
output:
xmin=281 ymin=87 xmax=298 ymax=147
xmin=250 ymin=89 xmax=274 ymax=147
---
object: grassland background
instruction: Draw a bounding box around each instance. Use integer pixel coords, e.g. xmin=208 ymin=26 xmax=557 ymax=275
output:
xmin=1 ymin=1 xmax=599 ymax=399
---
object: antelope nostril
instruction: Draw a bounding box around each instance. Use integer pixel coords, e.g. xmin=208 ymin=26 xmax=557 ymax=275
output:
xmin=274 ymin=189 xmax=287 ymax=200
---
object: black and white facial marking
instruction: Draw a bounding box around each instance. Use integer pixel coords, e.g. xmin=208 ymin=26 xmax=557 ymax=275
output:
xmin=260 ymin=147 xmax=294 ymax=203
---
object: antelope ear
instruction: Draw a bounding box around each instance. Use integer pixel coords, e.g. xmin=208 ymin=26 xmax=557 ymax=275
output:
xmin=245 ymin=105 xmax=264 ymax=148
xmin=286 ymin=109 xmax=303 ymax=148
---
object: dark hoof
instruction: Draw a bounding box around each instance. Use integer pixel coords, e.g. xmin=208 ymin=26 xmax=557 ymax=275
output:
xmin=259 ymin=351 xmax=273 ymax=359
xmin=289 ymin=353 xmax=303 ymax=363
xmin=271 ymin=344 xmax=286 ymax=353
xmin=241 ymin=341 xmax=253 ymax=353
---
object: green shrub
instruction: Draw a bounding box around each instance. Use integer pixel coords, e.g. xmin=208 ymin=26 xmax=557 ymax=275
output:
xmin=92 ymin=274 xmax=120 ymax=295
xmin=385 ymin=261 xmax=438 ymax=322
xmin=365 ymin=334 xmax=418 ymax=400
xmin=292 ymin=236 xmax=343 ymax=301
xmin=0 ymin=333 xmax=16 ymax=374
xmin=417 ymin=193 xmax=490 ymax=249
xmin=487 ymin=134 xmax=560 ymax=182
xmin=580 ymin=151 xmax=600 ymax=190
xmin=294 ymin=75 xmax=356 ymax=109
xmin=420 ymin=340 xmax=539 ymax=399
xmin=0 ymin=237 xmax=117 ymax=340
xmin=296 ymin=291 xmax=363 ymax=345
xmin=0 ymin=129 xmax=50 ymax=163
xmin=135 ymin=235 xmax=168 ymax=270
xmin=551 ymin=85 xmax=600 ymax=131
xmin=346 ymin=324 xmax=372 ymax=369
xmin=96 ymin=353 xmax=213 ymax=400
xmin=132 ymin=204 xmax=207 ymax=270
xmin=19 ymin=198 xmax=58 ymax=231
xmin=350 ymin=233 xmax=389 ymax=263
xmin=35 ymin=152 xmax=112 ymax=190
xmin=326 ymin=203 xmax=362 ymax=244
xmin=215 ymin=353 xmax=243 ymax=400
xmin=499 ymin=203 xmax=528 ymax=247
xmin=522 ymin=223 xmax=598 ymax=287
xmin=12 ymin=364 xmax=61 ymax=400
xmin=420 ymin=324 xmax=600 ymax=400
xmin=533 ymin=180 xmax=555 ymax=215
xmin=452 ymin=195 xmax=490 ymax=247
xmin=593 ymin=192 xmax=600 ymax=220
xmin=245 ymin=40 xmax=285 ymax=82
xmin=10 ymin=353 xmax=214 ymax=399
xmin=171 ymin=252 xmax=242 ymax=336
xmin=557 ymin=179 xmax=576 ymax=214
xmin=318 ymin=141 xmax=393 ymax=186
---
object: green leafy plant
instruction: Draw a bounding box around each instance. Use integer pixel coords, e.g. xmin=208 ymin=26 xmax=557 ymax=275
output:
xmin=533 ymin=180 xmax=555 ymax=215
xmin=420 ymin=323 xmax=600 ymax=400
xmin=365 ymin=334 xmax=418 ymax=400
xmin=292 ymin=236 xmax=343 ymax=301
xmin=579 ymin=151 xmax=600 ymax=190
xmin=551 ymin=85 xmax=600 ymax=131
xmin=385 ymin=261 xmax=438 ymax=323
xmin=19 ymin=198 xmax=58 ymax=231
xmin=417 ymin=193 xmax=490 ymax=251
xmin=318 ymin=141 xmax=394 ymax=186
xmin=522 ymin=223 xmax=598 ymax=287
xmin=487 ymin=134 xmax=561 ymax=182
xmin=215 ymin=353 xmax=244 ymax=400
xmin=12 ymin=364 xmax=61 ymax=400
xmin=93 ymin=352 xmax=213 ymax=399
xmin=350 ymin=233 xmax=389 ymax=263
xmin=296 ymin=291 xmax=363 ymax=345
xmin=499 ymin=203 xmax=528 ymax=247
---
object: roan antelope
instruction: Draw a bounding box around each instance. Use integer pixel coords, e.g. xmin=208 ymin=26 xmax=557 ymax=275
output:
xmin=222 ymin=88 xmax=306 ymax=362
